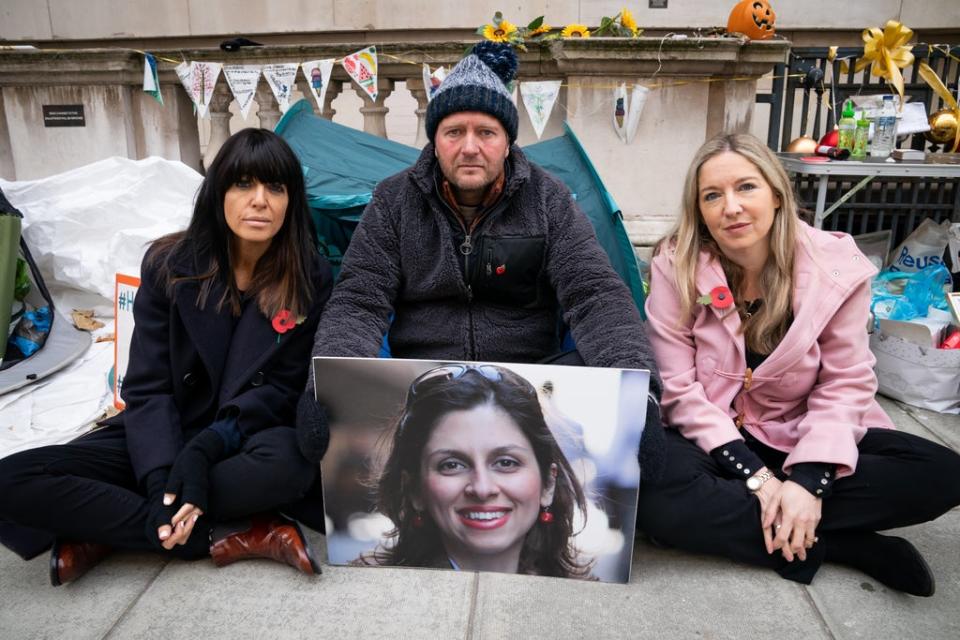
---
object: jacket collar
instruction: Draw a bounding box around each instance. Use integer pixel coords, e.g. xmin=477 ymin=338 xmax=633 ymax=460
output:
xmin=692 ymin=221 xmax=877 ymax=377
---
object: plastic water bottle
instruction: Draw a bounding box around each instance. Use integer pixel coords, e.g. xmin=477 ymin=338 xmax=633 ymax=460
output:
xmin=852 ymin=115 xmax=870 ymax=159
xmin=870 ymin=95 xmax=898 ymax=157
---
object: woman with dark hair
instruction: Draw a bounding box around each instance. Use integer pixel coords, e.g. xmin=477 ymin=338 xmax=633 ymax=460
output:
xmin=638 ymin=133 xmax=960 ymax=596
xmin=0 ymin=128 xmax=333 ymax=584
xmin=357 ymin=364 xmax=592 ymax=578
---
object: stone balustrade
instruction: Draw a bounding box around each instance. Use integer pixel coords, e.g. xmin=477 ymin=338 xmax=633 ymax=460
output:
xmin=0 ymin=38 xmax=788 ymax=248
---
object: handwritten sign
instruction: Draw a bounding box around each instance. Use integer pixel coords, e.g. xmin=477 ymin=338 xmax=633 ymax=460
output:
xmin=114 ymin=273 xmax=140 ymax=409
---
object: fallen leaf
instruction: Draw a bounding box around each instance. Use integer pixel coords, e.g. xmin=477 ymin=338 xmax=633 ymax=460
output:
xmin=71 ymin=309 xmax=105 ymax=332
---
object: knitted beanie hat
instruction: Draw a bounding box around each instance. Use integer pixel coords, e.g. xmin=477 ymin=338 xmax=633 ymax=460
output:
xmin=426 ymin=41 xmax=519 ymax=143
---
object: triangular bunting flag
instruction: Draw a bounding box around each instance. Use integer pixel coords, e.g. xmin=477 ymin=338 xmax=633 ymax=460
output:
xmin=520 ymin=80 xmax=561 ymax=140
xmin=263 ymin=63 xmax=299 ymax=113
xmin=302 ymin=59 xmax=335 ymax=113
xmin=175 ymin=61 xmax=198 ymax=112
xmin=422 ymin=63 xmax=447 ymax=102
xmin=142 ymin=53 xmax=163 ymax=105
xmin=625 ymin=85 xmax=649 ymax=144
xmin=191 ymin=62 xmax=221 ymax=118
xmin=223 ymin=64 xmax=261 ymax=119
xmin=613 ymin=83 xmax=628 ymax=143
xmin=612 ymin=83 xmax=649 ymax=144
xmin=342 ymin=46 xmax=378 ymax=102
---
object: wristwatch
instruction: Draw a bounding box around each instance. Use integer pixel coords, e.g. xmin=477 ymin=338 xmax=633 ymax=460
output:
xmin=746 ymin=468 xmax=775 ymax=492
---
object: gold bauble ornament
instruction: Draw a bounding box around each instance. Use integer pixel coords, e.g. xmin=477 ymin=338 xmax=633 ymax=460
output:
xmin=924 ymin=108 xmax=958 ymax=148
xmin=786 ymin=135 xmax=818 ymax=154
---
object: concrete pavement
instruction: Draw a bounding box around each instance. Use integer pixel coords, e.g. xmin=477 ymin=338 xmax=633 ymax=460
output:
xmin=1 ymin=396 xmax=957 ymax=640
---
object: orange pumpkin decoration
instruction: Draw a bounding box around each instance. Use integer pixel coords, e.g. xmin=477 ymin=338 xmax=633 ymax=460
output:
xmin=727 ymin=0 xmax=777 ymax=40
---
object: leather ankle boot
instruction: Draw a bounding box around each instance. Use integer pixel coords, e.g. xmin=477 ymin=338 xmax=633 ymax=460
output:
xmin=209 ymin=513 xmax=320 ymax=576
xmin=50 ymin=541 xmax=112 ymax=586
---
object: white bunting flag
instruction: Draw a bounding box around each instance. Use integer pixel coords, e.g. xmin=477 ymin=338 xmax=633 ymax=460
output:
xmin=192 ymin=62 xmax=221 ymax=118
xmin=613 ymin=83 xmax=649 ymax=144
xmin=223 ymin=64 xmax=261 ymax=119
xmin=302 ymin=59 xmax=335 ymax=112
xmin=625 ymin=85 xmax=649 ymax=144
xmin=262 ymin=63 xmax=299 ymax=113
xmin=613 ymin=83 xmax=628 ymax=143
xmin=422 ymin=63 xmax=447 ymax=101
xmin=342 ymin=46 xmax=378 ymax=102
xmin=175 ymin=61 xmax=197 ymax=110
xmin=520 ymin=80 xmax=561 ymax=140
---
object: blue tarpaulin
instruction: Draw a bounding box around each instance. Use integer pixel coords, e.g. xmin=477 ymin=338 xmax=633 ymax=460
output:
xmin=275 ymin=99 xmax=646 ymax=315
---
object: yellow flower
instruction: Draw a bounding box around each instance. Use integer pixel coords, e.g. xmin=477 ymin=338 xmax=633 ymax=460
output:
xmin=621 ymin=8 xmax=640 ymax=36
xmin=483 ymin=20 xmax=518 ymax=43
xmin=530 ymin=24 xmax=552 ymax=36
xmin=561 ymin=24 xmax=591 ymax=38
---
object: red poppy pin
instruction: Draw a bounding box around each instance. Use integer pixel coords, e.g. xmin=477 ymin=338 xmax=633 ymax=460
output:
xmin=697 ymin=286 xmax=734 ymax=309
xmin=271 ymin=309 xmax=305 ymax=335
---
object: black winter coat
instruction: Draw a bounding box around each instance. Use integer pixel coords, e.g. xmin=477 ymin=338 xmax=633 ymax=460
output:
xmin=102 ymin=242 xmax=333 ymax=483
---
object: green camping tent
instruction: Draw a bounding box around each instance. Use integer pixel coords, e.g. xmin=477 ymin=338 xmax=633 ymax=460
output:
xmin=275 ymin=99 xmax=646 ymax=316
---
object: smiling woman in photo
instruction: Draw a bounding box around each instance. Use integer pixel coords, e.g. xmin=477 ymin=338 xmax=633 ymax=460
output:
xmin=356 ymin=364 xmax=593 ymax=578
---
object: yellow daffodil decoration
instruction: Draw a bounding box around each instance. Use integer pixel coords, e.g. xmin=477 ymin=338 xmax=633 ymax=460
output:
xmin=561 ymin=24 xmax=591 ymax=38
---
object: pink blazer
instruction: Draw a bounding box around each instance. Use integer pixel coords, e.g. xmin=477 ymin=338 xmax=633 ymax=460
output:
xmin=645 ymin=222 xmax=894 ymax=478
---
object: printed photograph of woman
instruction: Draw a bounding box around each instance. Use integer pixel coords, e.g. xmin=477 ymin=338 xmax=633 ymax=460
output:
xmin=314 ymin=358 xmax=651 ymax=584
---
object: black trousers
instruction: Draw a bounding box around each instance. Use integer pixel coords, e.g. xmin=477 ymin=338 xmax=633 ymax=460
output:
xmin=0 ymin=425 xmax=317 ymax=561
xmin=636 ymin=428 xmax=960 ymax=584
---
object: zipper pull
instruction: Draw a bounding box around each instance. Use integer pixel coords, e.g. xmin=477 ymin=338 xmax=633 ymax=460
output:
xmin=460 ymin=234 xmax=473 ymax=255
xmin=486 ymin=262 xmax=492 ymax=276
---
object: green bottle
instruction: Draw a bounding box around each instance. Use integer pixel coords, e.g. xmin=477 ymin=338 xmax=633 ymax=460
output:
xmin=852 ymin=115 xmax=870 ymax=159
xmin=837 ymin=99 xmax=857 ymax=152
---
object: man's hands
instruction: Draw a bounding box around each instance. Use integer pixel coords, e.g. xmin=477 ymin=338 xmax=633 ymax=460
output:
xmin=752 ymin=469 xmax=821 ymax=562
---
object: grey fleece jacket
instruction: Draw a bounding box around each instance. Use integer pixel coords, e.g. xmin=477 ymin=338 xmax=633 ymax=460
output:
xmin=299 ymin=144 xmax=664 ymax=480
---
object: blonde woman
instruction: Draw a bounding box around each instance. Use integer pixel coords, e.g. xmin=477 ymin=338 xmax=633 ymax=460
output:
xmin=637 ymin=133 xmax=960 ymax=596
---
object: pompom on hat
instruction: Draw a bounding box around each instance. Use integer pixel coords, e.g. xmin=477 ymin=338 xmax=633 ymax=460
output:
xmin=425 ymin=41 xmax=519 ymax=143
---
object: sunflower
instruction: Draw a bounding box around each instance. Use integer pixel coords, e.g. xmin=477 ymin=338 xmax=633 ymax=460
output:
xmin=561 ymin=24 xmax=591 ymax=38
xmin=530 ymin=24 xmax=552 ymax=37
xmin=483 ymin=20 xmax=518 ymax=43
xmin=620 ymin=8 xmax=640 ymax=36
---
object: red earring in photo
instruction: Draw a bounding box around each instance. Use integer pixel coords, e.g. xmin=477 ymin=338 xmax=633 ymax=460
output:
xmin=412 ymin=512 xmax=425 ymax=528
xmin=538 ymin=506 xmax=554 ymax=524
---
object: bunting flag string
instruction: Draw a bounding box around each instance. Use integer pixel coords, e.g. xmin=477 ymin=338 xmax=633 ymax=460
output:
xmin=422 ymin=63 xmax=447 ymax=101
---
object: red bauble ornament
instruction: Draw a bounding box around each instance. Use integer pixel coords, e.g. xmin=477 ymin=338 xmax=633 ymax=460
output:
xmin=819 ymin=128 xmax=839 ymax=148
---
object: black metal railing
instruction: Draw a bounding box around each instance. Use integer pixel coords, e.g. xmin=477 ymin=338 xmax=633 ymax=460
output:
xmin=759 ymin=45 xmax=960 ymax=247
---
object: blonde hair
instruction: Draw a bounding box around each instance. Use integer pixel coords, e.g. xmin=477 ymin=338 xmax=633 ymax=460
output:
xmin=661 ymin=133 xmax=799 ymax=354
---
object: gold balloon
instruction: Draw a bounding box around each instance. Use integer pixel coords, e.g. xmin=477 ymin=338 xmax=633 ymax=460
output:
xmin=924 ymin=108 xmax=958 ymax=147
xmin=786 ymin=135 xmax=818 ymax=154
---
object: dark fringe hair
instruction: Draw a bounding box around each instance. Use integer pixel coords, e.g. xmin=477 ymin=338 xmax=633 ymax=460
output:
xmin=148 ymin=128 xmax=317 ymax=318
xmin=361 ymin=366 xmax=593 ymax=579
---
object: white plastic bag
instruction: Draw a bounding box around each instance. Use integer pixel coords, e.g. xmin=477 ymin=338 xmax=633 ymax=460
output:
xmin=0 ymin=156 xmax=200 ymax=308
xmin=887 ymin=218 xmax=950 ymax=272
